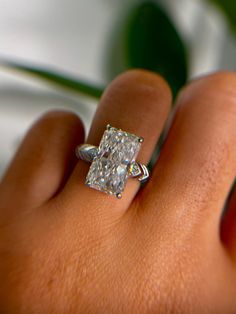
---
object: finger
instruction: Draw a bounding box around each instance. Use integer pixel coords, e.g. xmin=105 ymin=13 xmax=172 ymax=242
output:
xmin=62 ymin=70 xmax=172 ymax=218
xmin=0 ymin=110 xmax=85 ymax=210
xmin=221 ymin=182 xmax=236 ymax=260
xmin=140 ymin=72 xmax=236 ymax=240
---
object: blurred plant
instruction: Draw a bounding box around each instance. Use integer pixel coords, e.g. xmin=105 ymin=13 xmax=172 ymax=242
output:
xmin=209 ymin=0 xmax=236 ymax=34
xmin=1 ymin=60 xmax=104 ymax=99
xmin=106 ymin=1 xmax=187 ymax=98
xmin=1 ymin=0 xmax=234 ymax=102
xmin=0 ymin=0 xmax=187 ymax=101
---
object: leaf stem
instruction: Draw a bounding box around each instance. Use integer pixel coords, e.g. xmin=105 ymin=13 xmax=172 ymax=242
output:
xmin=0 ymin=59 xmax=105 ymax=99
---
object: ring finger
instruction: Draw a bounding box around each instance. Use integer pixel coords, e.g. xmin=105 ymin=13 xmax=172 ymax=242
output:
xmin=61 ymin=70 xmax=171 ymax=218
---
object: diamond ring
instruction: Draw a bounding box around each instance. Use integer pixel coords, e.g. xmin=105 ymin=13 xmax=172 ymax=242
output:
xmin=75 ymin=125 xmax=149 ymax=199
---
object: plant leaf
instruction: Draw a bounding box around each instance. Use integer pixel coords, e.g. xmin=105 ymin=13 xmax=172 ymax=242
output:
xmin=124 ymin=1 xmax=188 ymax=97
xmin=0 ymin=59 xmax=104 ymax=99
xmin=209 ymin=0 xmax=236 ymax=33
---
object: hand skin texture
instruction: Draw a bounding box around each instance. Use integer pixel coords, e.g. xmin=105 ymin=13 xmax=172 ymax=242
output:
xmin=0 ymin=70 xmax=236 ymax=314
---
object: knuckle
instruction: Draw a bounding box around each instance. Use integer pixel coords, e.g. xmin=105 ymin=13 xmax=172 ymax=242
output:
xmin=204 ymin=71 xmax=236 ymax=94
xmin=202 ymin=71 xmax=236 ymax=107
xmin=115 ymin=69 xmax=171 ymax=92
xmin=30 ymin=110 xmax=83 ymax=137
xmin=106 ymin=69 xmax=172 ymax=108
xmin=37 ymin=109 xmax=80 ymax=128
xmin=197 ymin=71 xmax=236 ymax=95
xmin=178 ymin=71 xmax=236 ymax=122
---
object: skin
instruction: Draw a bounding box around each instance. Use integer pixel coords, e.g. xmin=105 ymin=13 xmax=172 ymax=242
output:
xmin=0 ymin=69 xmax=235 ymax=313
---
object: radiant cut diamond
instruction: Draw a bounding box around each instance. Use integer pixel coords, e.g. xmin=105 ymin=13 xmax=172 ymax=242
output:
xmin=86 ymin=126 xmax=142 ymax=197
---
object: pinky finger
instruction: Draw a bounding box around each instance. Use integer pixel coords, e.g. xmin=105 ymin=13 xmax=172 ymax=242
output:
xmin=0 ymin=111 xmax=85 ymax=210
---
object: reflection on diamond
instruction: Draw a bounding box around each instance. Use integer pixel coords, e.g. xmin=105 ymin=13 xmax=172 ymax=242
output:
xmin=86 ymin=126 xmax=141 ymax=197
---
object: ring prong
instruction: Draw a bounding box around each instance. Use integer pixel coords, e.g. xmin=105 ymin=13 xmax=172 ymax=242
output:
xmin=138 ymin=137 xmax=144 ymax=143
xmin=116 ymin=193 xmax=122 ymax=199
xmin=106 ymin=124 xmax=112 ymax=130
xmin=86 ymin=180 xmax=91 ymax=186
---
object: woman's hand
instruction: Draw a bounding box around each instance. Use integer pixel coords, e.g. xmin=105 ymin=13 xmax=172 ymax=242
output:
xmin=0 ymin=70 xmax=236 ymax=313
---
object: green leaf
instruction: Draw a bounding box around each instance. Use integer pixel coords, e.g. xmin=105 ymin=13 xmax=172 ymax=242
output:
xmin=0 ymin=59 xmax=104 ymax=99
xmin=124 ymin=1 xmax=188 ymax=97
xmin=209 ymin=0 xmax=236 ymax=33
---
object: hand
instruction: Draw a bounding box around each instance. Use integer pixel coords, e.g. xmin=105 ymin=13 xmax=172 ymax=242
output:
xmin=0 ymin=70 xmax=236 ymax=313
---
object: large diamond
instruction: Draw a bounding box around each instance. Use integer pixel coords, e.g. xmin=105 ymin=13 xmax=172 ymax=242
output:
xmin=86 ymin=126 xmax=141 ymax=197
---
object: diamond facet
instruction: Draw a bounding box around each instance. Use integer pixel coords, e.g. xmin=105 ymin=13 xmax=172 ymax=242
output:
xmin=129 ymin=163 xmax=142 ymax=177
xmin=86 ymin=126 xmax=141 ymax=197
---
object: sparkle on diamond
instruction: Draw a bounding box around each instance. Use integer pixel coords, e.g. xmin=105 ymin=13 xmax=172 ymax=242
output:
xmin=86 ymin=126 xmax=141 ymax=196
